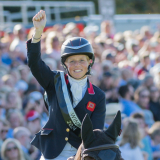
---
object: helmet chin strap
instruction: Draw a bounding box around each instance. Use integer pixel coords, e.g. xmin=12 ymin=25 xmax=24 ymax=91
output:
xmin=65 ymin=65 xmax=91 ymax=80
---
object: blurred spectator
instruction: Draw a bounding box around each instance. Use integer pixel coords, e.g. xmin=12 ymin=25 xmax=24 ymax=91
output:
xmin=118 ymin=118 xmax=144 ymax=160
xmin=9 ymin=69 xmax=21 ymax=84
xmin=135 ymin=51 xmax=151 ymax=78
xmin=149 ymin=85 xmax=160 ymax=121
xmin=13 ymin=127 xmax=31 ymax=153
xmin=18 ymin=65 xmax=30 ymax=83
xmin=101 ymin=60 xmax=112 ymax=72
xmin=1 ymin=138 xmax=25 ymax=160
xmin=148 ymin=122 xmax=160 ymax=160
xmin=100 ymin=21 xmax=114 ymax=39
xmin=45 ymin=31 xmax=61 ymax=61
xmin=120 ymin=68 xmax=133 ymax=83
xmin=118 ymin=85 xmax=142 ymax=117
xmin=63 ymin=22 xmax=79 ymax=37
xmin=134 ymin=86 xmax=154 ymax=127
xmin=10 ymin=24 xmax=27 ymax=62
xmin=2 ymin=74 xmax=15 ymax=88
xmin=99 ymin=71 xmax=113 ymax=92
xmin=140 ymin=26 xmax=152 ymax=40
xmin=105 ymin=103 xmax=123 ymax=129
xmin=13 ymin=127 xmax=39 ymax=160
xmin=132 ymin=113 xmax=153 ymax=160
xmin=0 ymin=119 xmax=3 ymax=152
xmin=43 ymin=58 xmax=57 ymax=71
xmin=126 ymin=39 xmax=140 ymax=58
xmin=101 ymin=49 xmax=116 ymax=63
xmin=99 ymin=71 xmax=113 ymax=101
xmin=142 ymin=74 xmax=154 ymax=89
xmin=5 ymin=90 xmax=22 ymax=110
xmin=15 ymin=80 xmax=28 ymax=98
xmin=0 ymin=119 xmax=10 ymax=142
xmin=6 ymin=110 xmax=24 ymax=138
xmin=25 ymin=110 xmax=41 ymax=135
xmin=26 ymin=91 xmax=48 ymax=127
xmin=0 ymin=42 xmax=12 ymax=66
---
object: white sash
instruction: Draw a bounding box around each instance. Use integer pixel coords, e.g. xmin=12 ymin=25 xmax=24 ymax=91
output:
xmin=60 ymin=71 xmax=82 ymax=128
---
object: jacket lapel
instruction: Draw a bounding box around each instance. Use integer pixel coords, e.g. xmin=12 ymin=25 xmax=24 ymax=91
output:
xmin=65 ymin=74 xmax=95 ymax=117
xmin=74 ymin=80 xmax=95 ymax=119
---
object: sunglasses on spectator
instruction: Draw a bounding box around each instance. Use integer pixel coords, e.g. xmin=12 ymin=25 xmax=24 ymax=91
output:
xmin=150 ymin=89 xmax=158 ymax=92
xmin=1 ymin=130 xmax=8 ymax=133
xmin=140 ymin=94 xmax=149 ymax=98
xmin=6 ymin=146 xmax=18 ymax=152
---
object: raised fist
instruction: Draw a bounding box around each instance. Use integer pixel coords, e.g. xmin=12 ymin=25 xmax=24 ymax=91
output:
xmin=32 ymin=10 xmax=46 ymax=31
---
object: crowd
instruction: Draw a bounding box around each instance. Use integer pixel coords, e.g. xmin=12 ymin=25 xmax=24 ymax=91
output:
xmin=0 ymin=20 xmax=160 ymax=160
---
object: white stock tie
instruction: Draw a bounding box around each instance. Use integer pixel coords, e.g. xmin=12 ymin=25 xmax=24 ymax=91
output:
xmin=68 ymin=76 xmax=87 ymax=108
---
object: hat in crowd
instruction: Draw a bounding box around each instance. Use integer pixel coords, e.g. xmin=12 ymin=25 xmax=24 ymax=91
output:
xmin=84 ymin=24 xmax=99 ymax=36
xmin=102 ymin=60 xmax=113 ymax=67
xmin=103 ymin=71 xmax=113 ymax=77
xmin=102 ymin=49 xmax=116 ymax=60
xmin=29 ymin=91 xmax=43 ymax=102
xmin=25 ymin=110 xmax=40 ymax=121
xmin=63 ymin=22 xmax=76 ymax=35
xmin=15 ymin=80 xmax=28 ymax=92
xmin=106 ymin=103 xmax=122 ymax=117
xmin=114 ymin=42 xmax=125 ymax=51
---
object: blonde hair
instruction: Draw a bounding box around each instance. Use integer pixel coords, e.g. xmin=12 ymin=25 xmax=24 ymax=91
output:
xmin=120 ymin=118 xmax=142 ymax=149
xmin=1 ymin=138 xmax=25 ymax=160
xmin=45 ymin=31 xmax=58 ymax=51
xmin=2 ymin=74 xmax=14 ymax=84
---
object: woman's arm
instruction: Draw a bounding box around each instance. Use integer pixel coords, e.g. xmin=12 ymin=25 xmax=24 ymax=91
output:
xmin=27 ymin=10 xmax=55 ymax=90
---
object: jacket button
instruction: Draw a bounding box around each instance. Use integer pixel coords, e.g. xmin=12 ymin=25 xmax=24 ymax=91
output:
xmin=65 ymin=137 xmax=68 ymax=141
xmin=66 ymin=128 xmax=70 ymax=132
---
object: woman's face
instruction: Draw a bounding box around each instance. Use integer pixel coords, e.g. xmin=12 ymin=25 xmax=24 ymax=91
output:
xmin=52 ymin=37 xmax=59 ymax=49
xmin=9 ymin=113 xmax=21 ymax=128
xmin=1 ymin=125 xmax=9 ymax=140
xmin=8 ymin=92 xmax=17 ymax=104
xmin=5 ymin=142 xmax=19 ymax=160
xmin=150 ymin=86 xmax=159 ymax=102
xmin=65 ymin=55 xmax=91 ymax=79
xmin=138 ymin=90 xmax=150 ymax=108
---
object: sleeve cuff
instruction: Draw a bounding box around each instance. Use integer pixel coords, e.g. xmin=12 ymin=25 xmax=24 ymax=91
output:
xmin=26 ymin=39 xmax=41 ymax=54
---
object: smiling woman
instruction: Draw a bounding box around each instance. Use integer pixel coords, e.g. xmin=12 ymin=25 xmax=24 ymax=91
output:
xmin=27 ymin=10 xmax=106 ymax=160
xmin=65 ymin=55 xmax=91 ymax=80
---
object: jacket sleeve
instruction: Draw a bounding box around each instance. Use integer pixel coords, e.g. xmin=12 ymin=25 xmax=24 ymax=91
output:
xmin=91 ymin=93 xmax=106 ymax=130
xmin=27 ymin=39 xmax=55 ymax=90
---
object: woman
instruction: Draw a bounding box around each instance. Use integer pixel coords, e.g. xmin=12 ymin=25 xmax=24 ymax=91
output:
xmin=118 ymin=118 xmax=144 ymax=160
xmin=1 ymin=138 xmax=25 ymax=160
xmin=149 ymin=85 xmax=160 ymax=121
xmin=134 ymin=86 xmax=154 ymax=127
xmin=27 ymin=10 xmax=106 ymax=160
xmin=6 ymin=109 xmax=24 ymax=138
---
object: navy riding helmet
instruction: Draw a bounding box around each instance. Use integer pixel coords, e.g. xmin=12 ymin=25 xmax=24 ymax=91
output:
xmin=61 ymin=37 xmax=95 ymax=77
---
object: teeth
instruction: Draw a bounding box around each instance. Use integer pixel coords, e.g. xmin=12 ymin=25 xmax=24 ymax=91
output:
xmin=74 ymin=70 xmax=81 ymax=72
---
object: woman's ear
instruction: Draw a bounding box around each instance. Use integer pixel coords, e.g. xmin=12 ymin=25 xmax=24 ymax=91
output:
xmin=89 ymin=59 xmax=92 ymax=64
xmin=64 ymin=61 xmax=68 ymax=68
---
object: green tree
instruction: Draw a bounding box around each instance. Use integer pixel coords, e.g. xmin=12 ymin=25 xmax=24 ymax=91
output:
xmin=116 ymin=0 xmax=160 ymax=14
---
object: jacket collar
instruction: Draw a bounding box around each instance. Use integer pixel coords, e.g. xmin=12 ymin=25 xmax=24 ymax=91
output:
xmin=65 ymin=74 xmax=95 ymax=95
